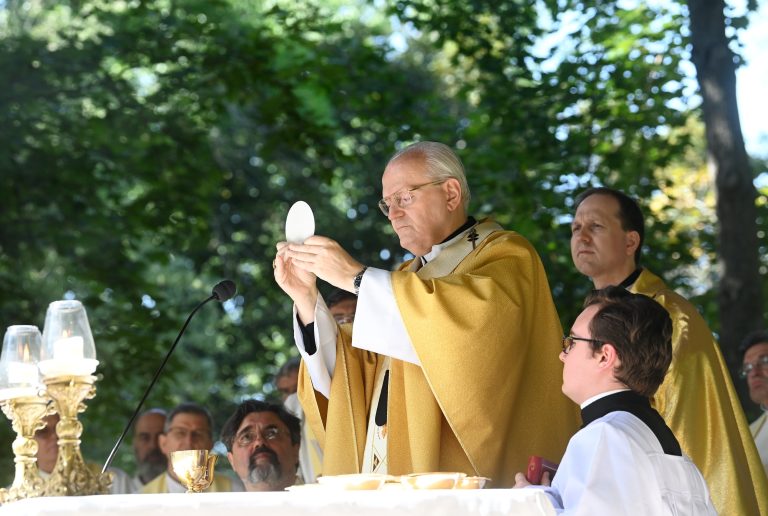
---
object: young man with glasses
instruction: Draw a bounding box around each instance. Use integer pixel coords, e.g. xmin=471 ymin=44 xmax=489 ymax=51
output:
xmin=141 ymin=402 xmax=243 ymax=493
xmin=221 ymin=400 xmax=301 ymax=492
xmin=274 ymin=141 xmax=578 ymax=486
xmin=740 ymin=330 xmax=768 ymax=476
xmin=569 ymin=187 xmax=767 ymax=514
xmin=515 ymin=287 xmax=716 ymax=514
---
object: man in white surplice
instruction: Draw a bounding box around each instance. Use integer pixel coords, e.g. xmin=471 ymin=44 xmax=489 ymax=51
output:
xmin=514 ymin=287 xmax=716 ymax=515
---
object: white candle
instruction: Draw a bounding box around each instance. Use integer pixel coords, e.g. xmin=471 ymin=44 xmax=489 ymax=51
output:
xmin=53 ymin=336 xmax=84 ymax=361
xmin=7 ymin=362 xmax=38 ymax=385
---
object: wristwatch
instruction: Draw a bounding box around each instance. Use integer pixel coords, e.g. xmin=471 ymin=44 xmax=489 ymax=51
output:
xmin=353 ymin=266 xmax=368 ymax=296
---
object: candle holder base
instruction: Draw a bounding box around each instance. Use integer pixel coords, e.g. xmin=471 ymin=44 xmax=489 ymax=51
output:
xmin=0 ymin=395 xmax=53 ymax=504
xmin=41 ymin=374 xmax=111 ymax=496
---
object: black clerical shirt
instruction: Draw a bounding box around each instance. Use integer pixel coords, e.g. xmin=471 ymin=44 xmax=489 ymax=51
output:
xmin=581 ymin=390 xmax=682 ymax=456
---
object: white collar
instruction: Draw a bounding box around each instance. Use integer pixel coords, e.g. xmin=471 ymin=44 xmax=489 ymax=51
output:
xmin=422 ymin=226 xmax=471 ymax=264
xmin=580 ymin=388 xmax=631 ymax=409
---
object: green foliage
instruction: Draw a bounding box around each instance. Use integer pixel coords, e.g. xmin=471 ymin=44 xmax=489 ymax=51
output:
xmin=389 ymin=0 xmax=697 ymax=321
xmin=0 ymin=0 xmax=456 ymax=482
xmin=0 ymin=0 xmax=762 ymax=487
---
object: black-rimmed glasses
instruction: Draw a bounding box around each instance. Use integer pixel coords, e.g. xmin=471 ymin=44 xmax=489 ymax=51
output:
xmin=561 ymin=335 xmax=604 ymax=355
xmin=377 ymin=180 xmax=446 ymax=216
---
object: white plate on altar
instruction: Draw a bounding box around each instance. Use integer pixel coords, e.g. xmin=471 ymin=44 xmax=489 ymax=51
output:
xmin=316 ymin=473 xmax=394 ymax=490
xmin=38 ymin=358 xmax=99 ymax=378
xmin=400 ymin=472 xmax=466 ymax=490
xmin=285 ymin=201 xmax=315 ymax=244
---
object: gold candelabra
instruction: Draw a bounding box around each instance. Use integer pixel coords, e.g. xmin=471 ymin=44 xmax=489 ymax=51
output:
xmin=0 ymin=395 xmax=53 ymax=504
xmin=1 ymin=302 xmax=111 ymax=503
xmin=40 ymin=374 xmax=111 ymax=497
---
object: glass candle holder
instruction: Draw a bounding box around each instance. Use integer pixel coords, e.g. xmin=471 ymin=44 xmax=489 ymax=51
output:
xmin=0 ymin=325 xmax=44 ymax=401
xmin=39 ymin=300 xmax=98 ymax=378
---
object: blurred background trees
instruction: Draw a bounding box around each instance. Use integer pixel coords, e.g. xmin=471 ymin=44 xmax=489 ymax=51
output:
xmin=0 ymin=0 xmax=764 ymax=482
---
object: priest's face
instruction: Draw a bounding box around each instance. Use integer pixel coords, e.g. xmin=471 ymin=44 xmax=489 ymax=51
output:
xmin=381 ymin=155 xmax=456 ymax=256
xmin=226 ymin=411 xmax=299 ymax=492
xmin=133 ymin=411 xmax=168 ymax=483
xmin=743 ymin=342 xmax=768 ymax=406
xmin=560 ymin=304 xmax=602 ymax=404
xmin=329 ymin=297 xmax=357 ymax=324
xmin=571 ymin=194 xmax=639 ymax=288
xmin=275 ymin=371 xmax=298 ymax=401
xmin=159 ymin=412 xmax=214 ymax=477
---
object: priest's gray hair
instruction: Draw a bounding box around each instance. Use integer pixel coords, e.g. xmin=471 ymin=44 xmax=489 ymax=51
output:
xmin=389 ymin=141 xmax=471 ymax=211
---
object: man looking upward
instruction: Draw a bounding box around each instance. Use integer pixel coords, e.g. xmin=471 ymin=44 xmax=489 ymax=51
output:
xmin=221 ymin=399 xmax=301 ymax=491
xmin=274 ymin=141 xmax=578 ymax=486
xmin=570 ymin=187 xmax=767 ymax=514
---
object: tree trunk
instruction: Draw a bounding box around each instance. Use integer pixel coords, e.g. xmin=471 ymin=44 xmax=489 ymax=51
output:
xmin=687 ymin=0 xmax=763 ymax=405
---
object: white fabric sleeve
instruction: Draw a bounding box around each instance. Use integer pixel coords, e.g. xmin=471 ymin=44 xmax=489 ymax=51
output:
xmin=351 ymin=267 xmax=420 ymax=365
xmin=292 ymin=296 xmax=337 ymax=398
xmin=552 ymin=417 xmax=669 ymax=515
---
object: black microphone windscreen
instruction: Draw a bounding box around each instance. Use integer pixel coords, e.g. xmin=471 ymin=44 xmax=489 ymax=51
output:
xmin=212 ymin=280 xmax=237 ymax=302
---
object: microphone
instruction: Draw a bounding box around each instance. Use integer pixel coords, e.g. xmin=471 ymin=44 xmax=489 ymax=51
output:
xmin=102 ymin=280 xmax=237 ymax=474
xmin=212 ymin=279 xmax=236 ymax=302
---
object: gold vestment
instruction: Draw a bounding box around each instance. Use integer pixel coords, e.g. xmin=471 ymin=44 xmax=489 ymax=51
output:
xmin=299 ymin=229 xmax=580 ymax=487
xmin=632 ymin=269 xmax=768 ymax=515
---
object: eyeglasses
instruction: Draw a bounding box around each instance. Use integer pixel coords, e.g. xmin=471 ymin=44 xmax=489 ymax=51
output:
xmin=740 ymin=355 xmax=768 ymax=378
xmin=378 ymin=180 xmax=446 ymax=216
xmin=165 ymin=427 xmax=211 ymax=442
xmin=333 ymin=313 xmax=355 ymax=324
xmin=234 ymin=426 xmax=285 ymax=448
xmin=561 ymin=335 xmax=604 ymax=355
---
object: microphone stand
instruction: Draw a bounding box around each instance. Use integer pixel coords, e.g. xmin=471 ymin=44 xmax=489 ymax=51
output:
xmin=101 ymin=294 xmax=216 ymax=474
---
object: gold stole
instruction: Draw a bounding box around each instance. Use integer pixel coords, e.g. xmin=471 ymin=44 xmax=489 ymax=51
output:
xmin=359 ymin=220 xmax=503 ymax=473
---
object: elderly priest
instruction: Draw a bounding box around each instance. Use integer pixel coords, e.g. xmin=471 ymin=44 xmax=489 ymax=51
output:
xmin=274 ymin=141 xmax=579 ymax=486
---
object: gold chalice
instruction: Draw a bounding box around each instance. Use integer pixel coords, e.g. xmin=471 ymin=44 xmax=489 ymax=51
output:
xmin=170 ymin=450 xmax=217 ymax=493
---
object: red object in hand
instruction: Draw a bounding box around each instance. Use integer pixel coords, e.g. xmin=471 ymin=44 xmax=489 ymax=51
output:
xmin=526 ymin=455 xmax=558 ymax=484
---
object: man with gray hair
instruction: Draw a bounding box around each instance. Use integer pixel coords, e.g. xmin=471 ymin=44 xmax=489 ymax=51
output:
xmin=274 ymin=141 xmax=578 ymax=486
xmin=221 ymin=399 xmax=301 ymax=491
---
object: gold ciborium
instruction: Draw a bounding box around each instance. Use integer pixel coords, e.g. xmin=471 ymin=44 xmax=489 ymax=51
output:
xmin=170 ymin=450 xmax=217 ymax=493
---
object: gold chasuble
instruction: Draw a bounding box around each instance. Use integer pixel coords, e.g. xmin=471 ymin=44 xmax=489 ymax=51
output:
xmin=631 ymin=269 xmax=768 ymax=515
xmin=298 ymin=222 xmax=580 ymax=487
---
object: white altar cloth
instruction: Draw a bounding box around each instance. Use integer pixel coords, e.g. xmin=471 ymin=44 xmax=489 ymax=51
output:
xmin=0 ymin=489 xmax=556 ymax=516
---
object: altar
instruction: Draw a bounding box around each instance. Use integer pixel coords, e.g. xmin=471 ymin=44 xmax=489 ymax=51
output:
xmin=0 ymin=489 xmax=556 ymax=516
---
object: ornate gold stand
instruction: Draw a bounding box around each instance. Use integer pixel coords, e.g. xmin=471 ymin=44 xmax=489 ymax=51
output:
xmin=0 ymin=395 xmax=53 ymax=503
xmin=41 ymin=375 xmax=111 ymax=496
